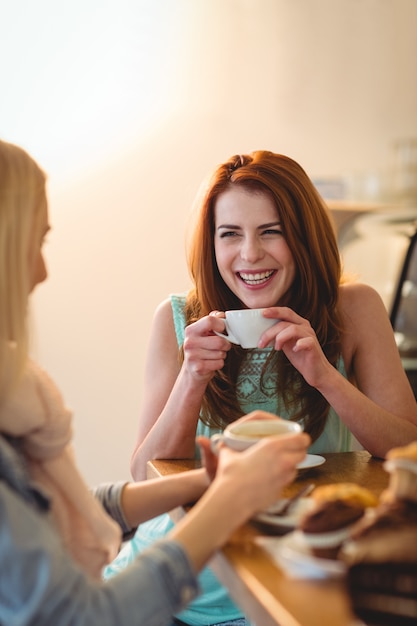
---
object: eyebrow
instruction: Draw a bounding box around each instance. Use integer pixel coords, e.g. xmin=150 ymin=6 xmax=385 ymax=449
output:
xmin=217 ymin=221 xmax=281 ymax=230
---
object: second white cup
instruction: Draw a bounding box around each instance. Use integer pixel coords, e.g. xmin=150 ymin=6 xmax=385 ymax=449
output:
xmin=210 ymin=418 xmax=302 ymax=453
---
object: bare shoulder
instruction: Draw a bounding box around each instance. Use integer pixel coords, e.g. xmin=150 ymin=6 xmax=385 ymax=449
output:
xmin=145 ymin=297 xmax=180 ymax=375
xmin=147 ymin=297 xmax=177 ymax=355
xmin=338 ymin=282 xmax=392 ymax=368
xmin=153 ymin=297 xmax=175 ymax=328
xmin=338 ymin=282 xmax=387 ymax=322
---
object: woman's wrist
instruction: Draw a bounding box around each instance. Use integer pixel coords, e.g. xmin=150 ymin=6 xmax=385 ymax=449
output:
xmin=170 ymin=477 xmax=247 ymax=572
xmin=177 ymin=364 xmax=212 ymax=398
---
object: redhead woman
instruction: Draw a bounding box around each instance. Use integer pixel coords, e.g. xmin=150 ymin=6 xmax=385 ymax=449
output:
xmin=113 ymin=150 xmax=417 ymax=626
xmin=131 ymin=151 xmax=417 ymax=479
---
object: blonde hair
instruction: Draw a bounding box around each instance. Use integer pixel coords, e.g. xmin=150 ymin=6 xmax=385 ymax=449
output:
xmin=185 ymin=151 xmax=343 ymax=441
xmin=0 ymin=140 xmax=46 ymax=398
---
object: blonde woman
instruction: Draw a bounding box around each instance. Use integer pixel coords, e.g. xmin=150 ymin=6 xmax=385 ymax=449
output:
xmin=0 ymin=140 xmax=309 ymax=625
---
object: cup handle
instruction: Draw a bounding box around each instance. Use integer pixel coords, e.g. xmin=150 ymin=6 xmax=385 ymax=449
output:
xmin=210 ymin=433 xmax=225 ymax=454
xmin=213 ymin=331 xmax=240 ymax=344
xmin=213 ymin=321 xmax=240 ymax=345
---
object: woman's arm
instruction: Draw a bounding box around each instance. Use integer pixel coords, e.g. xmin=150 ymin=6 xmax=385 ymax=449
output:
xmin=0 ymin=482 xmax=199 ymax=626
xmin=0 ymin=426 xmax=309 ymax=626
xmin=93 ymin=469 xmax=209 ymax=538
xmin=109 ymin=410 xmax=303 ymax=532
xmin=319 ymin=283 xmax=417 ymax=457
xmin=170 ymin=430 xmax=310 ymax=572
xmin=130 ymin=299 xmax=230 ymax=479
xmin=120 ymin=468 xmax=209 ymax=528
xmin=261 ymin=283 xmax=417 ymax=458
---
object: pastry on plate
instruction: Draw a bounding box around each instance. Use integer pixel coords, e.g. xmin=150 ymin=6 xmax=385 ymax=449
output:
xmin=298 ymin=483 xmax=378 ymax=560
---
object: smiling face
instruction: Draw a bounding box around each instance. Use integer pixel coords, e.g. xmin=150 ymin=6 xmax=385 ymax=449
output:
xmin=214 ymin=186 xmax=296 ymax=309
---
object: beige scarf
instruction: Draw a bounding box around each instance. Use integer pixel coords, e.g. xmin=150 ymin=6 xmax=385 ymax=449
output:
xmin=0 ymin=359 xmax=121 ymax=580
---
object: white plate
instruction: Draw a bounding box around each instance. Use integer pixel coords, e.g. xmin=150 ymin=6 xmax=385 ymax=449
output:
xmin=297 ymin=454 xmax=326 ymax=471
xmin=253 ymin=497 xmax=315 ymax=534
xmin=257 ymin=530 xmax=346 ymax=580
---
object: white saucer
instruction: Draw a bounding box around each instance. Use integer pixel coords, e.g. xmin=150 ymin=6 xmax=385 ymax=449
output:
xmin=297 ymin=454 xmax=326 ymax=471
xmin=257 ymin=530 xmax=346 ymax=580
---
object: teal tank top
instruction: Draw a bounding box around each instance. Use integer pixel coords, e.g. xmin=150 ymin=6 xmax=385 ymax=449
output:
xmin=171 ymin=293 xmax=352 ymax=453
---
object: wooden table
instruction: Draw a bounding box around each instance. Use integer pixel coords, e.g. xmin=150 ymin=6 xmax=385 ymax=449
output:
xmin=147 ymin=451 xmax=389 ymax=626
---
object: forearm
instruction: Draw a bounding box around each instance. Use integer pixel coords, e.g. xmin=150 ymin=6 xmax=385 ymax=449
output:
xmin=169 ymin=476 xmax=252 ymax=573
xmin=1 ymin=483 xmax=199 ymax=626
xmin=132 ymin=369 xmax=208 ymax=480
xmin=317 ymin=367 xmax=417 ymax=458
xmin=121 ymin=468 xmax=209 ymax=528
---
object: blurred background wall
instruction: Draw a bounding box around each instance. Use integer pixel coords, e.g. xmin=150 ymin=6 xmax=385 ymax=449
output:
xmin=1 ymin=0 xmax=416 ymax=484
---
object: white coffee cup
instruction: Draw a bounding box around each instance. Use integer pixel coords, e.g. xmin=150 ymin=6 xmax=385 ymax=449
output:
xmin=214 ymin=308 xmax=278 ymax=349
xmin=210 ymin=418 xmax=302 ymax=453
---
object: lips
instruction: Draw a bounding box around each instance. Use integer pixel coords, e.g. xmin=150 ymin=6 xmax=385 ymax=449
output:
xmin=238 ymin=270 xmax=276 ymax=285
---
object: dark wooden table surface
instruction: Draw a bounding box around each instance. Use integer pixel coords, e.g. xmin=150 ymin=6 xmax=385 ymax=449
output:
xmin=147 ymin=451 xmax=389 ymax=626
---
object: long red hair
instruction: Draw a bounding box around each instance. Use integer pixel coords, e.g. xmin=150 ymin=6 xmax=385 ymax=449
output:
xmin=185 ymin=151 xmax=343 ymax=440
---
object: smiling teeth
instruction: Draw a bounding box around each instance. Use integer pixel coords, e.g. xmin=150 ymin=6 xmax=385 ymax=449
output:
xmin=239 ymin=271 xmax=274 ymax=284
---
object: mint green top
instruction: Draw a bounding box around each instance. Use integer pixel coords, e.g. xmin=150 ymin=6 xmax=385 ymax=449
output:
xmin=171 ymin=293 xmax=352 ymax=452
xmin=105 ymin=294 xmax=352 ymax=625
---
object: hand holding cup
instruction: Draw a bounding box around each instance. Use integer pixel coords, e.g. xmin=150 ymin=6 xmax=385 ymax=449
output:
xmin=210 ymin=417 xmax=303 ymax=454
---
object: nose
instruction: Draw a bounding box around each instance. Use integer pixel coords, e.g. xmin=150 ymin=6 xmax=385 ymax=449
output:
xmin=39 ymin=257 xmax=48 ymax=284
xmin=29 ymin=254 xmax=48 ymax=293
xmin=38 ymin=254 xmax=48 ymax=286
xmin=240 ymin=235 xmax=264 ymax=263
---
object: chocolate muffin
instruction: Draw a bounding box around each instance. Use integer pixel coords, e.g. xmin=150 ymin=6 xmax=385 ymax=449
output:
xmin=341 ymin=500 xmax=417 ymax=625
xmin=298 ymin=483 xmax=378 ymax=560
xmin=310 ymin=482 xmax=379 ymax=508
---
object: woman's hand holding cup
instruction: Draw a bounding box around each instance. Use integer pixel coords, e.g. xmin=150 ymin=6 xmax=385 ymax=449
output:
xmin=210 ymin=411 xmax=303 ymax=453
xmin=199 ymin=414 xmax=310 ymax=517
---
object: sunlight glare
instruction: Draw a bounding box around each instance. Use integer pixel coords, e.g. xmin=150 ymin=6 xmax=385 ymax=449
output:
xmin=0 ymin=0 xmax=184 ymax=180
